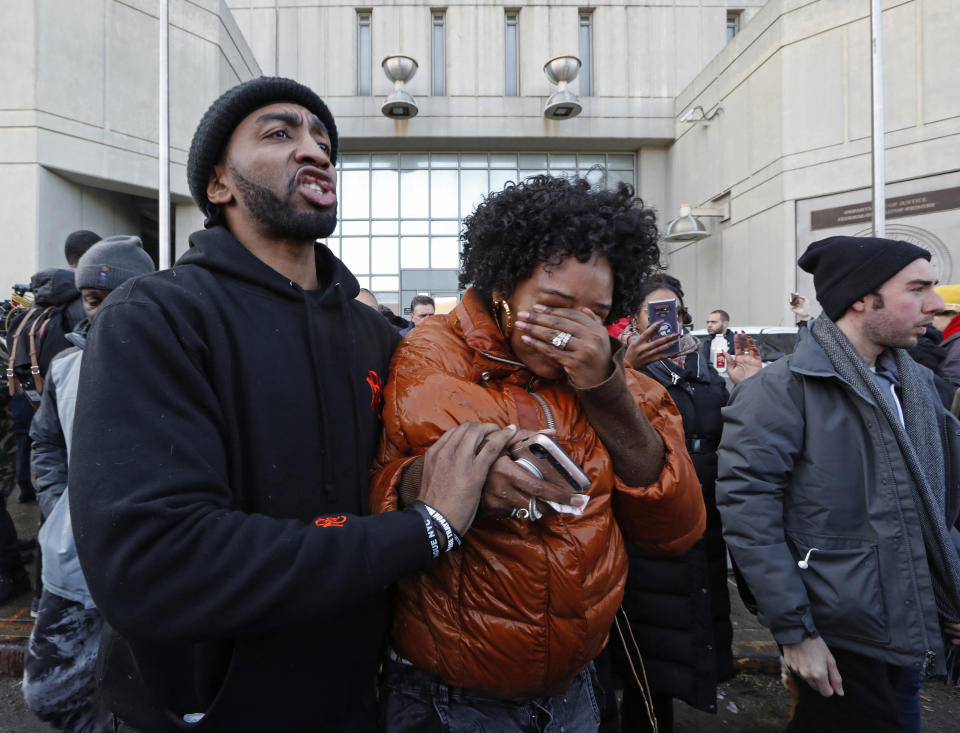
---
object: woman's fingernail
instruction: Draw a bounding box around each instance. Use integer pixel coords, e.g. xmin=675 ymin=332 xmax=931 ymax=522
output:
xmin=532 ymin=304 xmax=546 ymax=312
xmin=505 ymin=424 xmax=516 ymax=431
xmin=517 ymin=311 xmax=530 ymax=319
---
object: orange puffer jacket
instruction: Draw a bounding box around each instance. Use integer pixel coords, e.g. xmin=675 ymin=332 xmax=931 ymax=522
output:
xmin=371 ymin=288 xmax=704 ymax=700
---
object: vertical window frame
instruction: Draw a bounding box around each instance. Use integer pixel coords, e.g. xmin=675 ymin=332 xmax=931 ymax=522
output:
xmin=357 ymin=10 xmax=372 ymax=96
xmin=431 ymin=9 xmax=446 ymax=96
xmin=504 ymin=10 xmax=520 ymax=97
xmin=578 ymin=10 xmax=593 ymax=97
xmin=726 ymin=10 xmax=742 ymax=42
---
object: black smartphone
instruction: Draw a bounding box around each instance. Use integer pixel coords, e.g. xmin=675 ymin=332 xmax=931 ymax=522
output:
xmin=510 ymin=434 xmax=591 ymax=492
xmin=789 ymin=292 xmax=800 ymax=306
xmin=647 ymin=298 xmax=680 ymax=355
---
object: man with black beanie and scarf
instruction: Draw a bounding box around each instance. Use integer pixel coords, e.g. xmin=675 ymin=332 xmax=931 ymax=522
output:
xmin=68 ymin=77 xmax=515 ymax=732
xmin=717 ymin=235 xmax=960 ymax=732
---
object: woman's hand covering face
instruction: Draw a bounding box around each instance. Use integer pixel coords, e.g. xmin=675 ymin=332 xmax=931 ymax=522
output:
xmin=515 ymin=304 xmax=614 ymax=388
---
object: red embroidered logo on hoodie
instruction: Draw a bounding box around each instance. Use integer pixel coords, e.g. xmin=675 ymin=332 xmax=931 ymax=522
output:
xmin=366 ymin=370 xmax=384 ymax=416
xmin=315 ymin=515 xmax=347 ymax=528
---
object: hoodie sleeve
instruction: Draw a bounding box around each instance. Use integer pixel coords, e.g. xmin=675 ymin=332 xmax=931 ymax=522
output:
xmin=69 ymin=292 xmax=432 ymax=643
xmin=30 ymin=366 xmax=68 ymax=518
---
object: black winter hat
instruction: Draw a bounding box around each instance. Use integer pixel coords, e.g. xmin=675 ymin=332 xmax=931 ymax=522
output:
xmin=798 ymin=235 xmax=931 ymax=321
xmin=187 ymin=76 xmax=338 ymax=228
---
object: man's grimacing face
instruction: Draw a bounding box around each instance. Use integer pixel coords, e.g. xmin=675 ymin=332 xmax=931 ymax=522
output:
xmin=213 ymin=103 xmax=338 ymax=240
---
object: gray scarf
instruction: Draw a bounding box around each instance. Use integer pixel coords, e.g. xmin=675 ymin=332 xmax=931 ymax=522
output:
xmin=811 ymin=316 xmax=960 ymax=677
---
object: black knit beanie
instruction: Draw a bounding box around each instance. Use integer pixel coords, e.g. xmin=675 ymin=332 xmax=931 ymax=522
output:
xmin=798 ymin=236 xmax=931 ymax=321
xmin=187 ymin=76 xmax=338 ymax=228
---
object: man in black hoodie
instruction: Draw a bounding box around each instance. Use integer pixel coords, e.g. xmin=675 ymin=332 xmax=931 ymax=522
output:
xmin=69 ymin=77 xmax=513 ymax=733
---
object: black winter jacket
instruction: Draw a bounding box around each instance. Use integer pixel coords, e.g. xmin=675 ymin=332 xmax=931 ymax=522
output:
xmin=69 ymin=227 xmax=432 ymax=732
xmin=619 ymin=352 xmax=733 ymax=713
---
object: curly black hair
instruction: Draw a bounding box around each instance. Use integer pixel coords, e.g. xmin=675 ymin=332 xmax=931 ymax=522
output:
xmin=459 ymin=175 xmax=662 ymax=323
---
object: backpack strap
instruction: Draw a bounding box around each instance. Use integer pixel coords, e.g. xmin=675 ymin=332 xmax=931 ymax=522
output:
xmin=6 ymin=308 xmax=37 ymax=396
xmin=27 ymin=307 xmax=55 ymax=396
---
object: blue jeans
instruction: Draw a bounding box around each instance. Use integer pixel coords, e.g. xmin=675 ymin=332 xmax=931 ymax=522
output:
xmin=893 ymin=667 xmax=921 ymax=733
xmin=380 ymin=659 xmax=602 ymax=733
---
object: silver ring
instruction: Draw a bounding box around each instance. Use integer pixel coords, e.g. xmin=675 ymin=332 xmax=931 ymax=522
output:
xmin=551 ymin=331 xmax=572 ymax=350
xmin=528 ymin=496 xmax=543 ymax=522
xmin=512 ymin=507 xmax=530 ymax=520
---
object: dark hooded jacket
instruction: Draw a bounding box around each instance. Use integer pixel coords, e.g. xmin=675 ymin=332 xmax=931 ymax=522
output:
xmin=619 ymin=351 xmax=733 ymax=714
xmin=5 ymin=268 xmax=84 ymax=378
xmin=69 ymin=226 xmax=432 ymax=732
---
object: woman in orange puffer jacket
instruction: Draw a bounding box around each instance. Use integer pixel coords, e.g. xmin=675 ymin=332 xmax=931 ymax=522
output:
xmin=372 ymin=175 xmax=705 ymax=732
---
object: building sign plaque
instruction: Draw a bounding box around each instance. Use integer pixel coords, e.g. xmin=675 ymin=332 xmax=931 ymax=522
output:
xmin=810 ymin=186 xmax=960 ymax=230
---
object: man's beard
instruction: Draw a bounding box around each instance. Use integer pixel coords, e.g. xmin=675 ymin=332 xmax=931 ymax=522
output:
xmin=229 ymin=164 xmax=337 ymax=240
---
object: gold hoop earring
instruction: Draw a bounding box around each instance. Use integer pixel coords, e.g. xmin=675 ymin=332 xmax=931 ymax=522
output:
xmin=494 ymin=298 xmax=514 ymax=339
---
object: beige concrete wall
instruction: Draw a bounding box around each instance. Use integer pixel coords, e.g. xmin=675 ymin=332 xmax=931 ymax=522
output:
xmin=0 ymin=0 xmax=260 ymax=286
xmin=226 ymin=1 xmax=764 ymax=148
xmin=665 ymin=0 xmax=960 ymax=327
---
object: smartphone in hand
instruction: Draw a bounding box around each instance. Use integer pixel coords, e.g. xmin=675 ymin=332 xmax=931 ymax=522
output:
xmin=510 ymin=434 xmax=590 ymax=492
xmin=647 ymin=298 xmax=680 ymax=355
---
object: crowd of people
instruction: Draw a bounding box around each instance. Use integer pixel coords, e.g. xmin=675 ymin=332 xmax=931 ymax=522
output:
xmin=1 ymin=75 xmax=959 ymax=733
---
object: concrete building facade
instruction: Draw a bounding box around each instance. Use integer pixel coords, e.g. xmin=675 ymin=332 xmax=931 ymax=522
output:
xmin=2 ymin=0 xmax=957 ymax=325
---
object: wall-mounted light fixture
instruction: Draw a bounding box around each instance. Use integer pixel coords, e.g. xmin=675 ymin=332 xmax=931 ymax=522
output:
xmin=543 ymin=55 xmax=582 ymax=120
xmin=679 ymin=105 xmax=723 ymax=126
xmin=381 ymin=55 xmax=419 ymax=119
xmin=662 ymin=202 xmax=730 ymax=243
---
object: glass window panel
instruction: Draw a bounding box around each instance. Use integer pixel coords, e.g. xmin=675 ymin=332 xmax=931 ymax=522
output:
xmin=549 ymin=154 xmax=576 ymax=169
xmin=579 ymin=13 xmax=593 ymax=97
xmin=460 ymin=154 xmax=488 ymax=168
xmin=519 ymin=169 xmax=548 ymax=180
xmin=431 ymin=170 xmax=459 ymax=218
xmin=489 ymin=169 xmax=517 ymax=193
xmin=371 ymin=154 xmax=398 ymax=169
xmin=340 ymin=238 xmax=370 ymax=275
xmin=377 ymin=293 xmax=400 ymax=312
xmin=490 ymin=153 xmax=517 ymax=168
xmin=341 ymin=170 xmax=370 ymax=219
xmin=519 ymin=154 xmax=548 ymax=168
xmin=505 ymin=12 xmax=519 ymax=96
xmin=578 ymin=154 xmax=605 ymax=168
xmin=323 ymin=240 xmax=340 ymax=258
xmin=400 ymin=154 xmax=429 ymax=169
xmin=371 ymin=220 xmax=399 ymax=235
xmin=401 ymin=237 xmax=430 ymax=268
xmin=432 ymin=11 xmax=445 ymax=96
xmin=371 ymin=276 xmax=400 ymax=290
xmin=371 ymin=170 xmax=399 ymax=219
xmin=431 ymin=153 xmax=458 ymax=168
xmin=431 ymin=220 xmax=460 ymax=235
xmin=460 ymin=170 xmax=489 ymax=217
xmin=355 ymin=275 xmax=370 ymax=289
xmin=400 ymin=170 xmax=429 ymax=218
xmin=401 ymin=220 xmax=430 ymax=235
xmin=431 ymin=237 xmax=460 ymax=269
xmin=341 ymin=154 xmax=369 ymax=169
xmin=608 ymin=154 xmax=635 ymax=170
xmin=371 ymin=237 xmax=399 ymax=273
xmin=583 ymin=167 xmax=606 ymax=188
xmin=340 ymin=221 xmax=370 ymax=235
xmin=605 ymin=170 xmax=634 ymax=191
xmin=357 ymin=12 xmax=371 ymax=96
